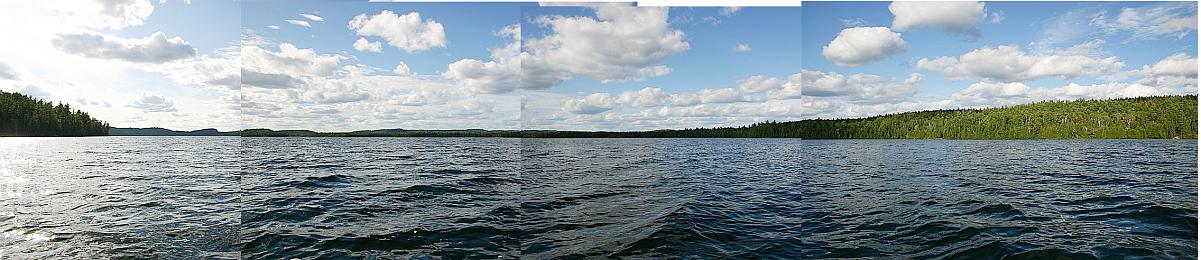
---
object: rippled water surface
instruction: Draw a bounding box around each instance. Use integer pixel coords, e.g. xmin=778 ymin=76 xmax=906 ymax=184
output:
xmin=2 ymin=137 xmax=1197 ymax=259
xmin=0 ymin=137 xmax=240 ymax=258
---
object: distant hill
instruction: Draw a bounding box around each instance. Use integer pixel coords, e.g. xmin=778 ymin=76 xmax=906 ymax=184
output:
xmin=239 ymin=95 xmax=1198 ymax=139
xmin=0 ymin=91 xmax=109 ymax=137
xmin=108 ymin=127 xmax=235 ymax=136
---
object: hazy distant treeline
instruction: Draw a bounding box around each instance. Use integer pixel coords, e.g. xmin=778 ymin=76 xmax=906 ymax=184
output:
xmin=0 ymin=91 xmax=109 ymax=136
xmin=241 ymin=95 xmax=1197 ymax=139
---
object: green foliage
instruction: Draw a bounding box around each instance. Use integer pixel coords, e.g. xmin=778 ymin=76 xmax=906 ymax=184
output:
xmin=239 ymin=95 xmax=1198 ymax=140
xmin=0 ymin=91 xmax=109 ymax=136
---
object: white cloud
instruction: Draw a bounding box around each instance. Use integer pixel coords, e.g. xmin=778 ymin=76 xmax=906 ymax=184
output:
xmin=989 ymin=11 xmax=1004 ymax=24
xmin=563 ymin=93 xmax=616 ymax=114
xmin=799 ymin=70 xmax=920 ymax=103
xmin=285 ymin=19 xmax=311 ymax=28
xmin=522 ymin=6 xmax=690 ymax=89
xmin=889 ymin=1 xmax=985 ymax=37
xmin=1143 ymin=53 xmax=1198 ymax=78
xmin=444 ymin=24 xmax=520 ymax=94
xmin=734 ymin=43 xmax=752 ymax=52
xmin=392 ymin=62 xmax=411 ymax=76
xmin=840 ymin=18 xmax=868 ymax=27
xmin=952 ymin=80 xmax=1195 ymax=107
xmin=86 ymin=0 xmax=156 ymax=29
xmin=353 ymin=37 xmax=382 ymax=52
xmin=1092 ymin=3 xmax=1198 ymax=42
xmin=348 ymin=10 xmax=447 ymax=53
xmin=720 ymin=7 xmax=741 ymax=16
xmin=242 ymin=43 xmax=345 ymax=79
xmin=52 ymin=31 xmax=196 ymax=63
xmin=737 ymin=75 xmax=782 ymax=93
xmin=300 ymin=13 xmax=324 ymax=22
xmin=767 ymin=73 xmax=804 ymax=100
xmin=142 ymin=55 xmax=240 ymax=89
xmin=916 ymin=42 xmax=1125 ymax=82
xmin=822 ymin=27 xmax=906 ymax=67
xmin=128 ymin=94 xmax=176 ymax=112
xmin=267 ymin=25 xmax=280 ymax=30
xmin=698 ymin=88 xmax=744 ymax=104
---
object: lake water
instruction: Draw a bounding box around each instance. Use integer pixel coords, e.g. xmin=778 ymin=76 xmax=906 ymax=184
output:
xmin=0 ymin=137 xmax=1195 ymax=258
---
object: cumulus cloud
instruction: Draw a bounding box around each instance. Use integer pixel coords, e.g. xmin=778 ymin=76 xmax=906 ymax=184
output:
xmin=1143 ymin=53 xmax=1198 ymax=78
xmin=52 ymin=31 xmax=196 ymax=63
xmin=953 ymin=80 xmax=1194 ymax=107
xmin=242 ymin=43 xmax=344 ymax=79
xmin=889 ymin=1 xmax=985 ymax=37
xmin=916 ymin=42 xmax=1125 ymax=82
xmin=563 ymin=93 xmax=616 ymax=114
xmin=285 ymin=19 xmax=311 ymax=28
xmin=822 ymin=27 xmax=906 ymax=67
xmin=738 ymin=73 xmax=804 ymax=100
xmin=799 ymin=70 xmax=921 ymax=103
xmin=240 ymin=69 xmax=299 ymax=89
xmin=1092 ymin=2 xmax=1198 ymax=42
xmin=92 ymin=0 xmax=156 ymax=29
xmin=353 ymin=37 xmax=382 ymax=52
xmin=737 ymin=75 xmax=782 ymax=93
xmin=141 ymin=55 xmax=240 ymax=89
xmin=522 ymin=6 xmax=690 ymax=89
xmin=128 ymin=94 xmax=176 ymax=112
xmin=348 ymin=10 xmax=447 ymax=53
xmin=698 ymin=88 xmax=744 ymax=104
xmin=444 ymin=24 xmax=520 ymax=94
xmin=392 ymin=61 xmax=411 ymax=76
xmin=734 ymin=43 xmax=752 ymax=52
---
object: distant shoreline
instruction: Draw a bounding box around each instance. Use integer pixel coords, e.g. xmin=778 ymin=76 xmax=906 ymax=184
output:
xmin=4 ymin=95 xmax=1191 ymax=139
xmin=97 ymin=95 xmax=1197 ymax=140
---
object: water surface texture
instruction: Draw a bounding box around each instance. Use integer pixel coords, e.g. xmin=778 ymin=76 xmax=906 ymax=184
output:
xmin=240 ymin=137 xmax=520 ymax=258
xmin=519 ymin=139 xmax=1197 ymax=259
xmin=1 ymin=137 xmax=1196 ymax=259
xmin=0 ymin=137 xmax=240 ymax=258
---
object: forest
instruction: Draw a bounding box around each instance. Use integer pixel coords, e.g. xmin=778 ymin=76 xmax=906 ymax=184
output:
xmin=240 ymin=95 xmax=1198 ymax=139
xmin=0 ymin=91 xmax=109 ymax=136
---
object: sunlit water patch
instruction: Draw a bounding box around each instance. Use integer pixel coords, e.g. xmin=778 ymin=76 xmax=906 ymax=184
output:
xmin=0 ymin=137 xmax=240 ymax=259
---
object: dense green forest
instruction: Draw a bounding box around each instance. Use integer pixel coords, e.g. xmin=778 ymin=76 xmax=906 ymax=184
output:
xmin=239 ymin=95 xmax=1198 ymax=139
xmin=0 ymin=91 xmax=109 ymax=136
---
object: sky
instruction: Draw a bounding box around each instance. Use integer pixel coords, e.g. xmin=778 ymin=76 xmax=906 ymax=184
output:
xmin=0 ymin=0 xmax=241 ymax=131
xmin=0 ymin=1 xmax=1195 ymax=132
xmin=799 ymin=1 xmax=1198 ymax=120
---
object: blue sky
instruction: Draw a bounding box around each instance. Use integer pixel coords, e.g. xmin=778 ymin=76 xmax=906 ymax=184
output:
xmin=244 ymin=2 xmax=528 ymax=77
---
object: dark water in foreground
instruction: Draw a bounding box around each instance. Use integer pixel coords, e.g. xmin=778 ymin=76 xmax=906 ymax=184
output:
xmin=1 ymin=137 xmax=1196 ymax=258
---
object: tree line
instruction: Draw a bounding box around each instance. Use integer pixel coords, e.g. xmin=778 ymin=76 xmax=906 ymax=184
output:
xmin=0 ymin=91 xmax=109 ymax=136
xmin=241 ymin=95 xmax=1197 ymax=139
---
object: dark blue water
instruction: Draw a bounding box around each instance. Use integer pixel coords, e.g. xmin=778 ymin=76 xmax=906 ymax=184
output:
xmin=0 ymin=137 xmax=240 ymax=258
xmin=2 ymin=137 xmax=1196 ymax=258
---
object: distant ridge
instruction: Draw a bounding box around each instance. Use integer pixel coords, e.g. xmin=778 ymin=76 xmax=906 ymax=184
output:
xmin=237 ymin=95 xmax=1198 ymax=139
xmin=87 ymin=95 xmax=1198 ymax=139
xmin=108 ymin=127 xmax=235 ymax=136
